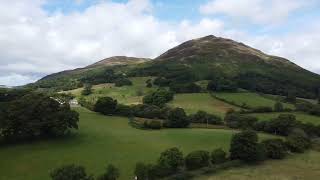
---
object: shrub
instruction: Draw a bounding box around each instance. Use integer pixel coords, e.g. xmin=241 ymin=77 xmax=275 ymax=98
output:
xmin=144 ymin=120 xmax=162 ymax=129
xmin=207 ymin=79 xmax=238 ymax=92
xmin=169 ymin=83 xmax=201 ymax=93
xmin=50 ymin=164 xmax=93 ymax=180
xmin=252 ymin=106 xmax=273 ymax=113
xmin=185 ymin=150 xmax=210 ymax=170
xmin=166 ymin=108 xmax=189 ymax=128
xmin=225 ymin=113 xmax=258 ymax=129
xmin=286 ymin=128 xmax=311 ymax=153
xmin=131 ymin=104 xmax=161 ymax=119
xmin=154 ymin=77 xmax=171 ymax=87
xmin=97 ymin=164 xmax=120 ymax=180
xmin=211 ymin=148 xmax=227 ymax=164
xmin=158 ymin=147 xmax=184 ymax=175
xmin=274 ymin=102 xmax=284 ymax=112
xmin=94 ymin=97 xmax=118 ymax=115
xmin=188 ymin=111 xmax=223 ymax=125
xmin=265 ymin=114 xmax=297 ymax=136
xmin=230 ymin=130 xmax=266 ymax=162
xmin=115 ymin=104 xmax=132 ymax=116
xmin=143 ymin=89 xmax=174 ymax=107
xmin=262 ymin=139 xmax=287 ymax=159
xmin=134 ymin=163 xmax=152 ymax=180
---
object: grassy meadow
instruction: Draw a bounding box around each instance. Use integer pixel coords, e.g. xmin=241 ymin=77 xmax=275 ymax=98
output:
xmin=168 ymin=93 xmax=240 ymax=117
xmin=64 ymin=77 xmax=156 ymax=105
xmin=213 ymin=92 xmax=294 ymax=109
xmin=196 ymin=151 xmax=320 ymax=180
xmin=0 ymin=107 xmax=276 ymax=180
xmin=249 ymin=112 xmax=320 ymax=125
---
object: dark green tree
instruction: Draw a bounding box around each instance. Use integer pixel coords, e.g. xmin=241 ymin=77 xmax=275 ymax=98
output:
xmin=265 ymin=114 xmax=297 ymax=136
xmin=286 ymin=128 xmax=311 ymax=153
xmin=166 ymin=108 xmax=189 ymax=128
xmin=134 ymin=163 xmax=152 ymax=180
xmin=50 ymin=164 xmax=93 ymax=180
xmin=97 ymin=164 xmax=120 ymax=180
xmin=143 ymin=89 xmax=174 ymax=107
xmin=262 ymin=139 xmax=287 ymax=159
xmin=230 ymin=130 xmax=266 ymax=162
xmin=157 ymin=147 xmax=184 ymax=175
xmin=94 ymin=97 xmax=118 ymax=115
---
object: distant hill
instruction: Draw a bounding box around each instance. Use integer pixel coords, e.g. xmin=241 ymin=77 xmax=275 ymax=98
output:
xmin=29 ymin=35 xmax=320 ymax=98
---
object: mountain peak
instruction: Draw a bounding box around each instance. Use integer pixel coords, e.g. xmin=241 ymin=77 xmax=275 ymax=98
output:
xmin=86 ymin=56 xmax=151 ymax=68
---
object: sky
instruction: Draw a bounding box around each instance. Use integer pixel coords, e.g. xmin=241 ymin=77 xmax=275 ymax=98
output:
xmin=0 ymin=0 xmax=320 ymax=86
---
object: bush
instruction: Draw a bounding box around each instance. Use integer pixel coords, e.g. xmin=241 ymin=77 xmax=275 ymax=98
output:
xmin=169 ymin=83 xmax=201 ymax=93
xmin=251 ymin=106 xmax=273 ymax=113
xmin=188 ymin=111 xmax=223 ymax=125
xmin=94 ymin=97 xmax=118 ymax=115
xmin=274 ymin=102 xmax=284 ymax=112
xmin=158 ymin=147 xmax=184 ymax=175
xmin=97 ymin=164 xmax=120 ymax=180
xmin=211 ymin=148 xmax=227 ymax=164
xmin=166 ymin=108 xmax=189 ymax=128
xmin=262 ymin=139 xmax=287 ymax=159
xmin=144 ymin=120 xmax=162 ymax=129
xmin=134 ymin=163 xmax=153 ymax=180
xmin=50 ymin=164 xmax=93 ymax=180
xmin=143 ymin=89 xmax=174 ymax=107
xmin=131 ymin=104 xmax=161 ymax=119
xmin=225 ymin=113 xmax=258 ymax=129
xmin=81 ymin=84 xmax=93 ymax=96
xmin=230 ymin=130 xmax=266 ymax=162
xmin=207 ymin=79 xmax=238 ymax=92
xmin=115 ymin=104 xmax=132 ymax=116
xmin=154 ymin=77 xmax=171 ymax=87
xmin=185 ymin=150 xmax=210 ymax=170
xmin=265 ymin=114 xmax=297 ymax=136
xmin=286 ymin=128 xmax=311 ymax=153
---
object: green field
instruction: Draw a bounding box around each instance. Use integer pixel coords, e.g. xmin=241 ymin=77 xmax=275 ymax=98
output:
xmin=249 ymin=112 xmax=320 ymax=125
xmin=213 ymin=92 xmax=294 ymax=109
xmin=64 ymin=77 xmax=156 ymax=105
xmin=0 ymin=107 xmax=276 ymax=180
xmin=196 ymin=151 xmax=320 ymax=180
xmin=168 ymin=93 xmax=240 ymax=117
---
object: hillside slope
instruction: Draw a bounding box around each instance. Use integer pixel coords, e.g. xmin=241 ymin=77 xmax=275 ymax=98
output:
xmin=131 ymin=35 xmax=320 ymax=98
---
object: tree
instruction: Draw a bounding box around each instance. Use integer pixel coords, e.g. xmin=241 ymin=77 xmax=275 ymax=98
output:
xmin=188 ymin=111 xmax=222 ymax=126
xmin=230 ymin=130 xmax=266 ymax=162
xmin=285 ymin=91 xmax=296 ymax=103
xmin=94 ymin=97 xmax=118 ymax=115
xmin=207 ymin=79 xmax=238 ymax=92
xmin=143 ymin=89 xmax=174 ymax=107
xmin=185 ymin=150 xmax=210 ymax=170
xmin=50 ymin=164 xmax=93 ymax=180
xmin=0 ymin=93 xmax=79 ymax=142
xmin=157 ymin=147 xmax=184 ymax=175
xmin=114 ymin=78 xmax=132 ymax=87
xmin=211 ymin=148 xmax=227 ymax=164
xmin=97 ymin=164 xmax=120 ymax=180
xmin=225 ymin=113 xmax=258 ymax=129
xmin=146 ymin=79 xmax=153 ymax=88
xmin=134 ymin=163 xmax=152 ymax=180
xmin=262 ymin=139 xmax=287 ymax=159
xmin=274 ymin=101 xmax=284 ymax=112
xmin=166 ymin=108 xmax=189 ymax=128
xmin=81 ymin=84 xmax=92 ymax=96
xmin=286 ymin=128 xmax=311 ymax=153
xmin=265 ymin=114 xmax=297 ymax=136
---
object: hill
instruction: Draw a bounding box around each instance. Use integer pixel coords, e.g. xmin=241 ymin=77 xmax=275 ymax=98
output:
xmin=131 ymin=35 xmax=320 ymax=98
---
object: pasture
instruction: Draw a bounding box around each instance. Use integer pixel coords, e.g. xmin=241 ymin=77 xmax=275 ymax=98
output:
xmin=168 ymin=93 xmax=240 ymax=117
xmin=0 ymin=107 xmax=276 ymax=180
xmin=213 ymin=92 xmax=294 ymax=109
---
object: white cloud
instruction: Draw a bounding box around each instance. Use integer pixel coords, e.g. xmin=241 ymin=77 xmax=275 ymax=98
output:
xmin=200 ymin=0 xmax=311 ymax=25
xmin=0 ymin=0 xmax=319 ymax=86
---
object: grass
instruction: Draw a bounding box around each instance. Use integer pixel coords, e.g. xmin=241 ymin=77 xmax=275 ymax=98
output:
xmin=0 ymin=107 xmax=276 ymax=180
xmin=249 ymin=112 xmax=320 ymax=125
xmin=195 ymin=151 xmax=320 ymax=180
xmin=168 ymin=93 xmax=240 ymax=117
xmin=64 ymin=77 xmax=156 ymax=105
xmin=213 ymin=92 xmax=294 ymax=109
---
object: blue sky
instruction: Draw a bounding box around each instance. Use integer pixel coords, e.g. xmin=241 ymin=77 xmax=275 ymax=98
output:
xmin=0 ymin=0 xmax=320 ymax=86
